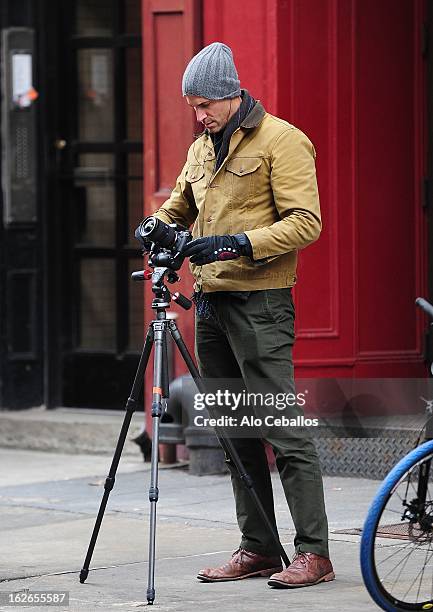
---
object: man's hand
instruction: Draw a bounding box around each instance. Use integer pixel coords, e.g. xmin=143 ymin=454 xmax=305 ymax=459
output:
xmin=182 ymin=234 xmax=251 ymax=265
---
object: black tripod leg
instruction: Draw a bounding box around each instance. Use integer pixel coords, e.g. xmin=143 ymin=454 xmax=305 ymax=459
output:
xmin=79 ymin=325 xmax=154 ymax=584
xmin=146 ymin=321 xmax=166 ymax=605
xmin=167 ymin=320 xmax=290 ymax=568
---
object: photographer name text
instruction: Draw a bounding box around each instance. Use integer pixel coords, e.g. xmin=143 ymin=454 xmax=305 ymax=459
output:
xmin=193 ymin=414 xmax=319 ymax=428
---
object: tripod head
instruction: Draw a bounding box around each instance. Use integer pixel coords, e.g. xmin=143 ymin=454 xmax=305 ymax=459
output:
xmin=133 ymin=217 xmax=193 ymax=312
xmin=131 ymin=264 xmax=192 ymax=312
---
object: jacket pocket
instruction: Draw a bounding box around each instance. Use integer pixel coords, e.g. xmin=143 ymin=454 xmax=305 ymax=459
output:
xmin=225 ymin=157 xmax=262 ymax=203
xmin=186 ymin=164 xmax=206 ymax=210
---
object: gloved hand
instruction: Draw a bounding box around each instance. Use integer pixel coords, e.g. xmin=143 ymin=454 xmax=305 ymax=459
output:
xmin=182 ymin=234 xmax=251 ymax=266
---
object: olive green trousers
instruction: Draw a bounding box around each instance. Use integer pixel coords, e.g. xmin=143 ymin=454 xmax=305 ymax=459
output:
xmin=195 ymin=288 xmax=329 ymax=558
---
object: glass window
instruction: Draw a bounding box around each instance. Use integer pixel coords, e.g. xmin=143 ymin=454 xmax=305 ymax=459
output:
xmin=74 ymin=155 xmax=115 ymax=246
xmin=80 ymin=259 xmax=116 ymax=349
xmin=75 ymin=0 xmax=113 ymax=37
xmin=77 ymin=49 xmax=114 ymax=142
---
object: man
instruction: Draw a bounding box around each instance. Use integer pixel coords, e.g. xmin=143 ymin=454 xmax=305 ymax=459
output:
xmin=140 ymin=42 xmax=334 ymax=589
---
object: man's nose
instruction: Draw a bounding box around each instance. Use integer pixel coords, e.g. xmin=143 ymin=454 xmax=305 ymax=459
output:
xmin=195 ymin=108 xmax=207 ymax=123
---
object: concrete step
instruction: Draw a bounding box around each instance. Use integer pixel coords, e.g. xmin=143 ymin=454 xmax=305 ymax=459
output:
xmin=0 ymin=407 xmax=146 ymax=457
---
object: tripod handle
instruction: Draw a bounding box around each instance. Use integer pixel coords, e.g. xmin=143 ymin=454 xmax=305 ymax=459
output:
xmin=172 ymin=292 xmax=192 ymax=310
xmin=131 ymin=270 xmax=152 ymax=282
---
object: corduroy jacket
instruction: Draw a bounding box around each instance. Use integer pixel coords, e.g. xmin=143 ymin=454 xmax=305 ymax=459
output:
xmin=152 ymin=101 xmax=321 ymax=292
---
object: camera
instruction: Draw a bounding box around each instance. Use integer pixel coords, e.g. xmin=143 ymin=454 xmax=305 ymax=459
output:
xmin=135 ymin=216 xmax=192 ymax=270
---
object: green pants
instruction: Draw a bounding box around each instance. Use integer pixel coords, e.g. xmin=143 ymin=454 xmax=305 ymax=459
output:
xmin=195 ymin=288 xmax=329 ymax=558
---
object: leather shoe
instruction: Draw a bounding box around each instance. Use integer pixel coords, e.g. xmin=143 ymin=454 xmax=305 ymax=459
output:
xmin=268 ymin=552 xmax=335 ymax=588
xmin=197 ymin=547 xmax=283 ymax=582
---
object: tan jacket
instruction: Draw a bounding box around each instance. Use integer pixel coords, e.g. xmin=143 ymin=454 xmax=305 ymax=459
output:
xmin=153 ymin=102 xmax=321 ymax=292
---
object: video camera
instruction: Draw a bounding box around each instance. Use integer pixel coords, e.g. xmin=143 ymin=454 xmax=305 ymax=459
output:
xmin=135 ymin=216 xmax=192 ymax=271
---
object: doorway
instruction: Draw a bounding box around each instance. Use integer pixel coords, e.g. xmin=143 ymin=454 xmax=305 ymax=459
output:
xmin=44 ymin=0 xmax=144 ymax=408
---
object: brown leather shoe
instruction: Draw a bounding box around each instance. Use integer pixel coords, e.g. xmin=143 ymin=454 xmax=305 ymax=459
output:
xmin=197 ymin=548 xmax=283 ymax=582
xmin=268 ymin=552 xmax=335 ymax=588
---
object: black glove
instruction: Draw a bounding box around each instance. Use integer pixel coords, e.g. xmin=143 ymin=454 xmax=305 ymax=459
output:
xmin=182 ymin=234 xmax=252 ymax=266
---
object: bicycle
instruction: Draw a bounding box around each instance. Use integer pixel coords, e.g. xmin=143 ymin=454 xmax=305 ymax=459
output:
xmin=360 ymin=297 xmax=433 ymax=611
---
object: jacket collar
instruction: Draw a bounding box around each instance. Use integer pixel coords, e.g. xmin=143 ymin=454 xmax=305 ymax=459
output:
xmin=201 ymin=101 xmax=267 ymax=175
xmin=240 ymin=101 xmax=266 ymax=129
xmin=202 ymin=100 xmax=266 ymax=147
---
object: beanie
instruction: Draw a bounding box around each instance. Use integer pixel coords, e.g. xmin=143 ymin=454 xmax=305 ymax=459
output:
xmin=182 ymin=42 xmax=241 ymax=100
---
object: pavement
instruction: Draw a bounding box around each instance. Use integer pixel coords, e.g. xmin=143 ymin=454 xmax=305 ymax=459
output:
xmin=0 ymin=445 xmax=384 ymax=612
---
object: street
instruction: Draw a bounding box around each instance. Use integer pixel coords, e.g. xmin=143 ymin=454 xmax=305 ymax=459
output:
xmin=0 ymin=449 xmax=380 ymax=611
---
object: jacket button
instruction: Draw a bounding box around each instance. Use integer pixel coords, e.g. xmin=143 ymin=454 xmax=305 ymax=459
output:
xmin=239 ymin=168 xmax=244 ymax=173
xmin=207 ymin=216 xmax=213 ymax=222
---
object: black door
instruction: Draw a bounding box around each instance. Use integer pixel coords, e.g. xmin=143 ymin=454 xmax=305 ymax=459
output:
xmin=44 ymin=0 xmax=145 ymax=408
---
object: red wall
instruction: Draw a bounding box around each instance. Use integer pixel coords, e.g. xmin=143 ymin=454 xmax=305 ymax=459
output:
xmin=203 ymin=0 xmax=428 ymax=377
xmin=143 ymin=0 xmax=428 ymax=381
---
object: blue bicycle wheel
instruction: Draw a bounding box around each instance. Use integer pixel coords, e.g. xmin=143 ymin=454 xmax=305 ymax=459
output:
xmin=361 ymin=439 xmax=433 ymax=611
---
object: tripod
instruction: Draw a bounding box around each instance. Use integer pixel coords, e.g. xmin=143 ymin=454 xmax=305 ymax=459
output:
xmin=79 ymin=264 xmax=289 ymax=605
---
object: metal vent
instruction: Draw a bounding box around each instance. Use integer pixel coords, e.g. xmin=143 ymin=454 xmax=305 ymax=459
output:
xmin=15 ymin=125 xmax=29 ymax=179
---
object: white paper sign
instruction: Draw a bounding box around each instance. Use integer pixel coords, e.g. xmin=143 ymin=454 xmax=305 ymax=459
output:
xmin=12 ymin=53 xmax=32 ymax=107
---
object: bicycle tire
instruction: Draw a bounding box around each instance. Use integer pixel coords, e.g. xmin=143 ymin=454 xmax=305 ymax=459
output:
xmin=360 ymin=439 xmax=433 ymax=611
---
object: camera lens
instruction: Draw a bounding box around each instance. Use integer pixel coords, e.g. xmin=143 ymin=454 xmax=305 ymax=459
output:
xmin=140 ymin=217 xmax=158 ymax=236
xmin=138 ymin=217 xmax=177 ymax=248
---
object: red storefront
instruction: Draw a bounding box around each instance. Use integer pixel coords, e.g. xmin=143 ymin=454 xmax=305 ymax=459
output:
xmin=0 ymin=0 xmax=431 ymax=411
xmin=142 ymin=0 xmax=431 ymax=384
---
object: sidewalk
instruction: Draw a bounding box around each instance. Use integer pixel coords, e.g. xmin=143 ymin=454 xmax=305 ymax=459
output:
xmin=0 ymin=447 xmax=381 ymax=611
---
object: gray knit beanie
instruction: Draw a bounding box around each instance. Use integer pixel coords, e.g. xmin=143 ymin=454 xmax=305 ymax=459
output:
xmin=182 ymin=42 xmax=241 ymax=100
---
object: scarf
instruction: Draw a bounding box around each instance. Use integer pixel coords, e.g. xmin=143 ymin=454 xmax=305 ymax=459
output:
xmin=211 ymin=89 xmax=256 ymax=172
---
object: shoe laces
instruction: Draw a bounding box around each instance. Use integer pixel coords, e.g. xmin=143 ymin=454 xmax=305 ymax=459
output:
xmin=292 ymin=552 xmax=310 ymax=566
xmin=232 ymin=547 xmax=253 ymax=565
